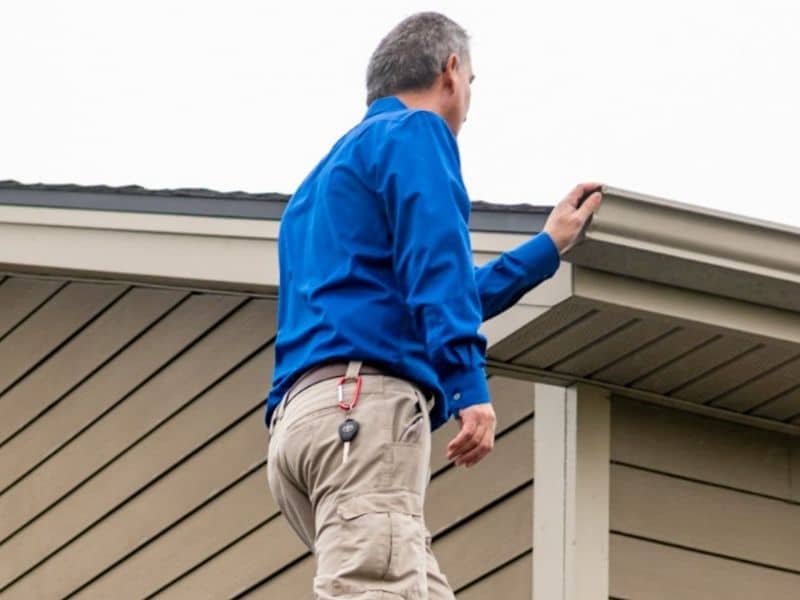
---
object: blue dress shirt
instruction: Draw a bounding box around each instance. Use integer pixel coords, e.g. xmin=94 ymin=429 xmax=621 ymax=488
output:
xmin=265 ymin=96 xmax=560 ymax=431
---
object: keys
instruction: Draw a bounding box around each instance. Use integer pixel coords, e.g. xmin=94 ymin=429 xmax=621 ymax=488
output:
xmin=339 ymin=418 xmax=359 ymax=464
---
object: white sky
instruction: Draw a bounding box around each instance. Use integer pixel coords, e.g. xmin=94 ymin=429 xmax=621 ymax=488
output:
xmin=2 ymin=0 xmax=799 ymax=227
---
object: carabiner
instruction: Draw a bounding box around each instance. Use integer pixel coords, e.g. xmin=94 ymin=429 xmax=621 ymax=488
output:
xmin=337 ymin=375 xmax=362 ymax=411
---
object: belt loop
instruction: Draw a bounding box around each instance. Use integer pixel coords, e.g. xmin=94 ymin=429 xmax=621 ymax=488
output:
xmin=345 ymin=360 xmax=362 ymax=379
xmin=415 ymin=389 xmax=434 ymax=416
xmin=270 ymin=391 xmax=288 ymax=434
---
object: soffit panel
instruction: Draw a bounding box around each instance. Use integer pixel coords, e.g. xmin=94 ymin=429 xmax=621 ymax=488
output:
xmin=488 ymin=268 xmax=800 ymax=431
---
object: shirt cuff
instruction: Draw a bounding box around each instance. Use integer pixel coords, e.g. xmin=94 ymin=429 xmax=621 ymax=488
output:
xmin=443 ymin=367 xmax=491 ymax=418
xmin=508 ymin=231 xmax=561 ymax=286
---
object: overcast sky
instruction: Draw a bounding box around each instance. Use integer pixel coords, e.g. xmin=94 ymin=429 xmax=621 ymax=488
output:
xmin=2 ymin=1 xmax=798 ymax=227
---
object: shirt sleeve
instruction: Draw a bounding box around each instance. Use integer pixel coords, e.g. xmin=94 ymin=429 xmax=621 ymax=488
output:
xmin=474 ymin=232 xmax=561 ymax=321
xmin=377 ymin=110 xmax=490 ymax=417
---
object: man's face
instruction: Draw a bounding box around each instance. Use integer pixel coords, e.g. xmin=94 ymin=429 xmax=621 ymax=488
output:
xmin=457 ymin=56 xmax=474 ymax=131
xmin=443 ymin=53 xmax=474 ymax=136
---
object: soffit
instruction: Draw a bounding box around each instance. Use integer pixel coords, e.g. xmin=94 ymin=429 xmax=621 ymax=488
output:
xmin=489 ymin=187 xmax=800 ymax=434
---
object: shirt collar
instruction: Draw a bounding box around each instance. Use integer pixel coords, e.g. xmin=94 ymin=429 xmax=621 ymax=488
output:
xmin=363 ymin=96 xmax=407 ymax=120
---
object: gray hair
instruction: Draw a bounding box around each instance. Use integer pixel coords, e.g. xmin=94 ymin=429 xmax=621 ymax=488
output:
xmin=366 ymin=12 xmax=470 ymax=106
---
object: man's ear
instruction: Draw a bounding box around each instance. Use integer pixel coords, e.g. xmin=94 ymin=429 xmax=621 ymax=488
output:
xmin=442 ymin=53 xmax=459 ymax=92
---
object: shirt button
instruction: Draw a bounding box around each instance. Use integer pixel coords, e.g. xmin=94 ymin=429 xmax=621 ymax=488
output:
xmin=453 ymin=392 xmax=461 ymax=401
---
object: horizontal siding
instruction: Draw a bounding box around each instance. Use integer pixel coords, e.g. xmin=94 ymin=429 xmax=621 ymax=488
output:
xmin=0 ymin=276 xmax=536 ymax=600
xmin=611 ymin=396 xmax=800 ymax=599
xmin=612 ymin=397 xmax=800 ymax=501
xmin=611 ymin=534 xmax=800 ymax=600
xmin=611 ymin=464 xmax=800 ymax=572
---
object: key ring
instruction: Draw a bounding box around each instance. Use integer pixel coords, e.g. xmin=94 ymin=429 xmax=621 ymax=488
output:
xmin=337 ymin=375 xmax=362 ymax=411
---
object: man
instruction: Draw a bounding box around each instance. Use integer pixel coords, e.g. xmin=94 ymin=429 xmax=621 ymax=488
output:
xmin=264 ymin=11 xmax=602 ymax=599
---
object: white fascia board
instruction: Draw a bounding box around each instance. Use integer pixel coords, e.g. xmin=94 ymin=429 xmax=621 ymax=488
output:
xmin=565 ymin=186 xmax=800 ymax=313
xmin=0 ymin=205 xmax=281 ymax=294
xmin=0 ymin=205 xmax=534 ymax=296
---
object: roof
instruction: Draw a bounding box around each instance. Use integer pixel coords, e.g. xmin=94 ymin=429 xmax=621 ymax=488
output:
xmin=0 ymin=180 xmax=551 ymax=234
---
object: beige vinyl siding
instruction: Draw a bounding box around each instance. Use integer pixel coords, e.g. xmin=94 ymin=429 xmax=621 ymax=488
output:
xmin=0 ymin=282 xmax=128 ymax=402
xmin=161 ymin=377 xmax=534 ymax=600
xmin=0 ymin=274 xmax=536 ymax=599
xmin=609 ymin=396 xmax=800 ymax=599
xmin=0 ymin=276 xmax=64 ymax=339
xmin=457 ymin=552 xmax=532 ymax=600
xmin=0 ymin=287 xmax=191 ymax=490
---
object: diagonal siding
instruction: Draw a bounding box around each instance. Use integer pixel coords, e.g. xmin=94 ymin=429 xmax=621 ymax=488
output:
xmin=0 ymin=298 xmax=277 ymax=596
xmin=0 ymin=282 xmax=128 ymax=405
xmin=134 ymin=377 xmax=534 ymax=599
xmin=0 ymin=277 xmax=64 ymax=340
xmin=0 ymin=293 xmax=248 ymax=545
xmin=0 ymin=276 xmax=536 ymax=599
xmin=0 ymin=286 xmax=189 ymax=486
xmin=0 ymin=291 xmax=244 ymax=501
xmin=456 ymin=552 xmax=531 ymax=600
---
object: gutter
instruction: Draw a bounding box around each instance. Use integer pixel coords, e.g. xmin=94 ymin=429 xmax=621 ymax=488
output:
xmin=565 ymin=185 xmax=800 ymax=313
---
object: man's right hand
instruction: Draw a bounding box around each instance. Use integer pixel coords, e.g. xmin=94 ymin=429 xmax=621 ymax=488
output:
xmin=446 ymin=403 xmax=497 ymax=468
xmin=543 ymin=182 xmax=603 ymax=255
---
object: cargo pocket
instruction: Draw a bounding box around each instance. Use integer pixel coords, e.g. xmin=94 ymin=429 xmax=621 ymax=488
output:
xmin=314 ymin=491 xmax=427 ymax=600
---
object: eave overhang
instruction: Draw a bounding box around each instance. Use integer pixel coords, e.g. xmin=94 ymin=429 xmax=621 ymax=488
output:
xmin=0 ymin=182 xmax=548 ymax=296
xmin=3 ymin=182 xmax=799 ymax=434
xmin=489 ymin=186 xmax=800 ymax=435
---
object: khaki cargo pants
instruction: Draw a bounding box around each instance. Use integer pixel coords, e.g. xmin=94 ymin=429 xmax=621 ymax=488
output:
xmin=267 ymin=361 xmax=455 ymax=599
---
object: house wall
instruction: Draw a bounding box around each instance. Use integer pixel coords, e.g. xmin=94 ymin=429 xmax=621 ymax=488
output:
xmin=609 ymin=396 xmax=800 ymax=599
xmin=0 ymin=274 xmax=536 ymax=599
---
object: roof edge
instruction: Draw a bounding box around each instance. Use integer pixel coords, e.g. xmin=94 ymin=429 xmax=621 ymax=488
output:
xmin=0 ymin=180 xmax=550 ymax=234
xmin=565 ymin=185 xmax=800 ymax=313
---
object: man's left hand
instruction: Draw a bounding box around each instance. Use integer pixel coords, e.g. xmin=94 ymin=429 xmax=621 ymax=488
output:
xmin=543 ymin=182 xmax=603 ymax=254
